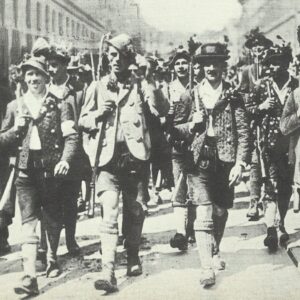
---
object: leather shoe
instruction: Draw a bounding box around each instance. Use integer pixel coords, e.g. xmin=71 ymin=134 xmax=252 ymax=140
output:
xmin=264 ymin=227 xmax=278 ymax=252
xmin=278 ymin=225 xmax=289 ymax=247
xmin=199 ymin=268 xmax=215 ymax=287
xmin=46 ymin=261 xmax=60 ymax=278
xmin=94 ymin=267 xmax=118 ymax=293
xmin=14 ymin=275 xmax=39 ymax=296
xmin=170 ymin=233 xmax=188 ymax=251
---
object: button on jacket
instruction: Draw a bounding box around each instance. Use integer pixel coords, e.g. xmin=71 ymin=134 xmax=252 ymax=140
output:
xmin=79 ymin=75 xmax=170 ymax=167
xmin=0 ymin=92 xmax=79 ymax=174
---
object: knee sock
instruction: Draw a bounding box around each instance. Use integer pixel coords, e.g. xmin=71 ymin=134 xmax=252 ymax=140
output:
xmin=22 ymin=243 xmax=38 ymax=278
xmin=195 ymin=230 xmax=213 ymax=269
xmin=265 ymin=201 xmax=277 ymax=228
xmin=100 ymin=232 xmax=118 ymax=270
xmin=173 ymin=207 xmax=187 ymax=235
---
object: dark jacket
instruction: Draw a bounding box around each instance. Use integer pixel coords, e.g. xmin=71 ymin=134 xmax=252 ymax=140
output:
xmin=245 ymin=76 xmax=298 ymax=153
xmin=172 ymin=80 xmax=251 ymax=166
xmin=0 ymin=92 xmax=79 ymax=174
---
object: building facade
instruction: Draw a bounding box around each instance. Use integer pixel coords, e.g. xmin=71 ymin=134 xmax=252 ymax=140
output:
xmin=0 ymin=0 xmax=105 ymax=78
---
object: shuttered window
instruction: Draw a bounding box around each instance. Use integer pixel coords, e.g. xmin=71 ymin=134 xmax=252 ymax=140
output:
xmin=36 ymin=2 xmax=41 ymax=31
xmin=45 ymin=5 xmax=50 ymax=33
xmin=59 ymin=12 xmax=63 ymax=36
xmin=52 ymin=10 xmax=56 ymax=33
xmin=26 ymin=0 xmax=31 ymax=29
xmin=13 ymin=0 xmax=18 ymax=28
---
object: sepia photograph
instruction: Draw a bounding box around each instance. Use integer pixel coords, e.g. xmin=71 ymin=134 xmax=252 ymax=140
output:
xmin=1 ymin=0 xmax=300 ymax=299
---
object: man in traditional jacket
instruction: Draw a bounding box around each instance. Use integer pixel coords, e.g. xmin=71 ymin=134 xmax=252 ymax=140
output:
xmin=170 ymin=43 xmax=250 ymax=286
xmin=239 ymin=28 xmax=273 ymax=219
xmin=246 ymin=43 xmax=298 ymax=250
xmin=0 ymin=55 xmax=78 ymax=296
xmin=79 ymin=34 xmax=169 ymax=293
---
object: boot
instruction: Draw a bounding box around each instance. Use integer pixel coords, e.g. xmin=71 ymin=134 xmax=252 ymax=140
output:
xmin=247 ymin=199 xmax=259 ymax=220
xmin=14 ymin=275 xmax=39 ymax=296
xmin=96 ymin=229 xmax=118 ymax=292
xmin=94 ymin=263 xmax=118 ymax=293
xmin=170 ymin=233 xmax=188 ymax=251
xmin=278 ymin=225 xmax=289 ymax=247
xmin=199 ymin=268 xmax=215 ymax=287
xmin=127 ymin=247 xmax=142 ymax=277
xmin=212 ymin=253 xmax=226 ymax=271
xmin=46 ymin=261 xmax=60 ymax=278
xmin=264 ymin=227 xmax=278 ymax=251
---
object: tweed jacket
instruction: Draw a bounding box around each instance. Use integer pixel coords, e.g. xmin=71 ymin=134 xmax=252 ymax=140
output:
xmin=171 ymin=80 xmax=251 ymax=165
xmin=245 ymin=76 xmax=298 ymax=153
xmin=79 ymin=75 xmax=170 ymax=167
xmin=0 ymin=91 xmax=79 ymax=174
xmin=280 ymin=87 xmax=300 ymax=187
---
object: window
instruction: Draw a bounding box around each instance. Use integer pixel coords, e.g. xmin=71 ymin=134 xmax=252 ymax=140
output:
xmin=0 ymin=0 xmax=5 ymax=27
xmin=58 ymin=13 xmax=63 ymax=36
xmin=66 ymin=17 xmax=69 ymax=36
xmin=26 ymin=0 xmax=31 ymax=29
xmin=45 ymin=5 xmax=50 ymax=33
xmin=52 ymin=10 xmax=56 ymax=33
xmin=71 ymin=20 xmax=75 ymax=37
xmin=91 ymin=31 xmax=95 ymax=40
xmin=77 ymin=23 xmax=80 ymax=38
xmin=36 ymin=2 xmax=41 ymax=31
xmin=13 ymin=0 xmax=18 ymax=28
xmin=82 ymin=25 xmax=85 ymax=37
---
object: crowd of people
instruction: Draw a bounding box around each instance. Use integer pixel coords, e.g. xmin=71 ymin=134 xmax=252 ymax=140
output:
xmin=1 ymin=27 xmax=300 ymax=296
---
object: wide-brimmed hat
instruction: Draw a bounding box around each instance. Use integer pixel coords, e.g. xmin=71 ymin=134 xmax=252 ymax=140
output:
xmin=21 ymin=56 xmax=49 ymax=78
xmin=48 ymin=42 xmax=72 ymax=64
xmin=106 ymin=34 xmax=135 ymax=57
xmin=195 ymin=43 xmax=230 ymax=62
xmin=168 ymin=46 xmax=191 ymax=68
xmin=31 ymin=37 xmax=50 ymax=58
xmin=263 ymin=44 xmax=293 ymax=65
xmin=244 ymin=28 xmax=273 ymax=49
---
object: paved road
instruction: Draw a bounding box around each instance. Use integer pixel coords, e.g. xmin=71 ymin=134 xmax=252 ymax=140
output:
xmin=1 ymin=188 xmax=300 ymax=300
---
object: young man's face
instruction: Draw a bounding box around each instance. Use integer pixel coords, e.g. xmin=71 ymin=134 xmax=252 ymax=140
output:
xmin=267 ymin=58 xmax=290 ymax=78
xmin=108 ymin=46 xmax=128 ymax=74
xmin=203 ymin=59 xmax=225 ymax=84
xmin=25 ymin=68 xmax=47 ymax=95
xmin=193 ymin=63 xmax=201 ymax=76
xmin=48 ymin=58 xmax=67 ymax=81
xmin=174 ymin=58 xmax=189 ymax=79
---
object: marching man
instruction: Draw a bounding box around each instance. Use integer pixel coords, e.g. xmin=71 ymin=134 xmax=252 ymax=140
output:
xmin=0 ymin=55 xmax=78 ymax=296
xmin=79 ymin=34 xmax=169 ymax=293
xmin=246 ymin=43 xmax=298 ymax=250
xmin=170 ymin=43 xmax=250 ymax=286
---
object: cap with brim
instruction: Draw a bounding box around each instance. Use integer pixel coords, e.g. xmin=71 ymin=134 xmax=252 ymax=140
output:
xmin=106 ymin=34 xmax=134 ymax=57
xmin=195 ymin=43 xmax=230 ymax=62
xmin=168 ymin=51 xmax=191 ymax=68
xmin=263 ymin=53 xmax=292 ymax=65
xmin=245 ymin=36 xmax=273 ymax=49
xmin=22 ymin=56 xmax=49 ymax=78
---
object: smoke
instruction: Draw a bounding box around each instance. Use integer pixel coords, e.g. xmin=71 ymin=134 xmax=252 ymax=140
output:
xmin=139 ymin=0 xmax=243 ymax=33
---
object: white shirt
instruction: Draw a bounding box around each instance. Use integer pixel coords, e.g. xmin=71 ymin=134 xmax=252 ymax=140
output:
xmin=23 ymin=90 xmax=47 ymax=150
xmin=272 ymin=75 xmax=291 ymax=105
xmin=48 ymin=75 xmax=69 ymax=99
xmin=197 ymin=79 xmax=223 ymax=109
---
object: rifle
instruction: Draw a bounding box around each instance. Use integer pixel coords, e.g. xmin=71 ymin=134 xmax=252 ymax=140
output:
xmin=90 ymin=52 xmax=96 ymax=82
xmin=87 ymin=33 xmax=110 ymax=218
xmin=257 ymin=79 xmax=272 ymax=204
xmin=0 ymin=83 xmax=23 ymax=226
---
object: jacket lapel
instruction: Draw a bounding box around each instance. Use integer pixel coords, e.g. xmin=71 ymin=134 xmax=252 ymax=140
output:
xmin=116 ymin=84 xmax=131 ymax=105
